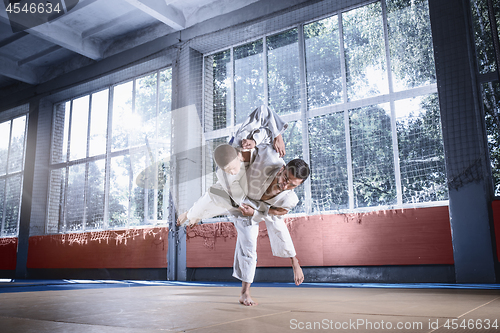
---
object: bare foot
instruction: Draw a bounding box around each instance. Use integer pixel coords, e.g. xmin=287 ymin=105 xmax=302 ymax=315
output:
xmin=187 ymin=218 xmax=200 ymax=227
xmin=292 ymin=258 xmax=304 ymax=286
xmin=176 ymin=212 xmax=200 ymax=228
xmin=176 ymin=212 xmax=188 ymax=226
xmin=239 ymin=293 xmax=257 ymax=306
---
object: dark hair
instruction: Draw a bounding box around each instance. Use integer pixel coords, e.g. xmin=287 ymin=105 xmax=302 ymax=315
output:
xmin=286 ymin=158 xmax=310 ymax=181
xmin=214 ymin=144 xmax=238 ymax=168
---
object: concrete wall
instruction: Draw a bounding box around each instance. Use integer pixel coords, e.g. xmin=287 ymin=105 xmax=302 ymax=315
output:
xmin=0 ymin=0 xmax=498 ymax=283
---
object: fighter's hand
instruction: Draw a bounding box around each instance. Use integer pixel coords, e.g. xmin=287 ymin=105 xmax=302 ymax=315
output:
xmin=269 ymin=207 xmax=288 ymax=216
xmin=241 ymin=139 xmax=256 ymax=150
xmin=273 ymin=134 xmax=285 ymax=157
xmin=239 ymin=203 xmax=254 ymax=217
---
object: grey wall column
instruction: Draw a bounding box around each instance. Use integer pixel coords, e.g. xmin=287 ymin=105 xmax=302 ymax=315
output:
xmin=29 ymin=99 xmax=53 ymax=238
xmin=168 ymin=46 xmax=203 ymax=281
xmin=428 ymin=0 xmax=497 ymax=283
xmin=15 ymin=100 xmax=40 ymax=279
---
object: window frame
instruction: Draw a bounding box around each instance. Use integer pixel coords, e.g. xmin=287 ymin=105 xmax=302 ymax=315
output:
xmin=0 ymin=113 xmax=29 ymax=238
xmin=202 ymin=0 xmax=448 ymax=215
xmin=469 ymin=0 xmax=500 ymax=198
xmin=48 ymin=67 xmax=172 ymax=234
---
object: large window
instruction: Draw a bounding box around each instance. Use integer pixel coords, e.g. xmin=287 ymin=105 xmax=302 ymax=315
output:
xmin=470 ymin=0 xmax=500 ymax=196
xmin=0 ymin=112 xmax=28 ymax=237
xmin=203 ymin=0 xmax=448 ymax=214
xmin=482 ymin=81 xmax=500 ymax=196
xmin=48 ymin=68 xmax=172 ymax=233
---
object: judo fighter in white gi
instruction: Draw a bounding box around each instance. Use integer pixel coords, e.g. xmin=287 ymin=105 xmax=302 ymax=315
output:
xmin=177 ymin=105 xmax=310 ymax=306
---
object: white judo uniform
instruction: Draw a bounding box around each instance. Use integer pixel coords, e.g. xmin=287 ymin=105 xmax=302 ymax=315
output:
xmin=185 ymin=105 xmax=298 ymax=283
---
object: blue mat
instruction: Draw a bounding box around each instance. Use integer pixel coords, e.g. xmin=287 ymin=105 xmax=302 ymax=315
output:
xmin=1 ymin=279 xmax=500 ymax=293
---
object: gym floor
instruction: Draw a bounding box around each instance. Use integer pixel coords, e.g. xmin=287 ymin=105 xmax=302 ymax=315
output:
xmin=0 ymin=280 xmax=499 ymax=332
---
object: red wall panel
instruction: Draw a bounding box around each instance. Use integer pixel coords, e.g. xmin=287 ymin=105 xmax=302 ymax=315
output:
xmin=187 ymin=206 xmax=454 ymax=268
xmin=27 ymin=227 xmax=168 ymax=269
xmin=493 ymin=200 xmax=500 ymax=261
xmin=1 ymin=205 xmax=460 ymax=270
xmin=0 ymin=237 xmax=17 ymax=270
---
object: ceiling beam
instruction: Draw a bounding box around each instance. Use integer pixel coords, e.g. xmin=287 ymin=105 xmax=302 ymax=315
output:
xmin=186 ymin=0 xmax=260 ymax=28
xmin=17 ymin=45 xmax=62 ymax=66
xmin=81 ymin=10 xmax=137 ymax=39
xmin=0 ymin=32 xmax=28 ymax=49
xmin=47 ymin=0 xmax=101 ymax=25
xmin=0 ymin=0 xmax=101 ymax=60
xmin=0 ymin=55 xmax=38 ymax=84
xmin=123 ymin=0 xmax=186 ymax=30
xmin=26 ymin=22 xmax=102 ymax=60
xmin=1 ymin=0 xmax=316 ymax=112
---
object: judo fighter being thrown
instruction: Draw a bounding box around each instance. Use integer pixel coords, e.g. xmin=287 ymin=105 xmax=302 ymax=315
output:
xmin=177 ymin=105 xmax=310 ymax=306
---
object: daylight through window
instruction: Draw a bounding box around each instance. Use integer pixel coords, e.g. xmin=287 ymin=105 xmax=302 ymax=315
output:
xmin=0 ymin=111 xmax=28 ymax=237
xmin=203 ymin=0 xmax=448 ymax=214
xmin=48 ymin=68 xmax=172 ymax=233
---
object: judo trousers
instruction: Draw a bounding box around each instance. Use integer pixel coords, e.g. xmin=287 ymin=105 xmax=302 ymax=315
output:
xmin=186 ymin=191 xmax=296 ymax=283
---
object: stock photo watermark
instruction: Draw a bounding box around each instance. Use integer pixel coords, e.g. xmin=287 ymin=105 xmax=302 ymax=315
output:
xmin=3 ymin=0 xmax=79 ymax=32
xmin=290 ymin=318 xmax=499 ymax=331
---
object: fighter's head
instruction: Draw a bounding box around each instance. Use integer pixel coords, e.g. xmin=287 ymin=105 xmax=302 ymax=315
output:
xmin=214 ymin=144 xmax=242 ymax=175
xmin=276 ymin=158 xmax=310 ymax=191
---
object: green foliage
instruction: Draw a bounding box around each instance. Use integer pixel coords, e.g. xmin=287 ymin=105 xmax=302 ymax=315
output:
xmin=85 ymin=161 xmax=106 ymax=229
xmin=159 ymin=68 xmax=172 ymax=113
xmin=205 ymin=0 xmax=446 ymax=211
xmin=397 ymin=94 xmax=448 ymax=202
xmin=65 ymin=164 xmax=86 ymax=231
xmin=2 ymin=176 xmax=22 ymax=236
xmin=308 ymin=113 xmax=349 ymax=211
xmin=304 ymin=16 xmax=342 ymax=108
xmin=350 ymin=105 xmax=396 ymax=207
xmin=343 ymin=2 xmax=387 ymax=99
xmin=471 ymin=0 xmax=500 ymax=196
xmin=136 ymin=73 xmax=158 ymax=122
xmin=267 ymin=29 xmax=301 ymax=116
xmin=234 ymin=40 xmax=265 ymax=123
xmin=283 ymin=121 xmax=306 ymax=213
xmin=387 ymin=0 xmax=436 ymax=88
xmin=212 ymin=50 xmax=231 ymax=129
xmin=483 ymin=82 xmax=500 ymax=195
xmin=470 ymin=0 xmax=499 ymax=74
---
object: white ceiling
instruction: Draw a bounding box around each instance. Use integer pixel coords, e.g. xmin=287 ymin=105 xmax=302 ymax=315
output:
xmin=0 ymin=0 xmax=260 ymax=92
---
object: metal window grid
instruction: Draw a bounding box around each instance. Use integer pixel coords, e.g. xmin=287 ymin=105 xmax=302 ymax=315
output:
xmin=202 ymin=0 xmax=447 ymax=215
xmin=0 ymin=111 xmax=28 ymax=237
xmin=48 ymin=68 xmax=172 ymax=234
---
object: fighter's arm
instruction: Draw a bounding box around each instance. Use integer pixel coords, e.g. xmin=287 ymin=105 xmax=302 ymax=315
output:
xmin=240 ymin=191 xmax=299 ymax=218
xmin=241 ymin=133 xmax=285 ymax=158
xmin=216 ymin=167 xmax=274 ymax=216
xmin=239 ymin=204 xmax=287 ymax=216
xmin=216 ymin=168 xmax=287 ymax=217
xmin=269 ymin=207 xmax=288 ymax=215
xmin=232 ymin=105 xmax=287 ymax=157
